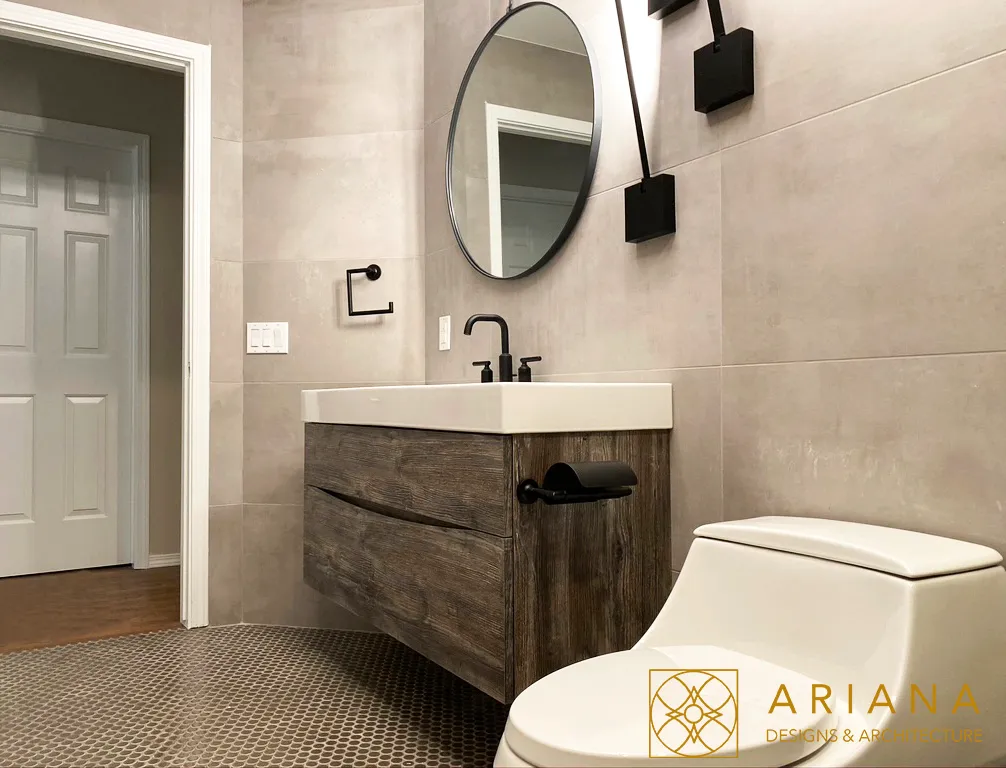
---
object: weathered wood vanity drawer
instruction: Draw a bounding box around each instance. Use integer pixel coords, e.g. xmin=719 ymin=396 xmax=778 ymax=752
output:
xmin=304 ymin=423 xmax=512 ymax=536
xmin=304 ymin=486 xmax=513 ymax=701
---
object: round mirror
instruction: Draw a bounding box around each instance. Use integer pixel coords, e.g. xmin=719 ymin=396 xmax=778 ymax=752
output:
xmin=447 ymin=2 xmax=601 ymax=280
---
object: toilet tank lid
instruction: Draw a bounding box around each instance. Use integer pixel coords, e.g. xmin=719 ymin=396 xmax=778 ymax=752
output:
xmin=694 ymin=517 xmax=1003 ymax=578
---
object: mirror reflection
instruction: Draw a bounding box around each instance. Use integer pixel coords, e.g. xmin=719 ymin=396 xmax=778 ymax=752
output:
xmin=447 ymin=3 xmax=599 ymax=279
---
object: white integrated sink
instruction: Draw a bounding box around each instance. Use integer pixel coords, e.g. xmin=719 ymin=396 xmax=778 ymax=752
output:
xmin=301 ymin=383 xmax=673 ymax=434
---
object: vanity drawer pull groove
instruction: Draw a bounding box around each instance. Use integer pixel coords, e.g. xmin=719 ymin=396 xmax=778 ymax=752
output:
xmin=305 ymin=423 xmax=512 ymax=536
xmin=308 ymin=486 xmax=470 ymax=531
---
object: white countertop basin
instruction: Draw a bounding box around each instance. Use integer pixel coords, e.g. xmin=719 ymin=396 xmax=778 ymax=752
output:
xmin=301 ymin=383 xmax=673 ymax=434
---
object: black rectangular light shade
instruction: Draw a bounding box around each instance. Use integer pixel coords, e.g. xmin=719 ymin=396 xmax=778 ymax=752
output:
xmin=694 ymin=27 xmax=755 ymax=113
xmin=648 ymin=0 xmax=698 ymax=19
xmin=624 ymin=174 xmax=676 ymax=243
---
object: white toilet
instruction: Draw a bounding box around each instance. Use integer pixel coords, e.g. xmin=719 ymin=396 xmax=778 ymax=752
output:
xmin=495 ymin=517 xmax=1006 ymax=767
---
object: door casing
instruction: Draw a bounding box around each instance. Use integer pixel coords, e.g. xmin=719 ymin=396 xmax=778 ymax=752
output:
xmin=0 ymin=1 xmax=212 ymax=628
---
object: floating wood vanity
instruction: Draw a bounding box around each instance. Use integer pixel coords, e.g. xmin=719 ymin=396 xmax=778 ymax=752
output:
xmin=301 ymin=383 xmax=673 ymax=703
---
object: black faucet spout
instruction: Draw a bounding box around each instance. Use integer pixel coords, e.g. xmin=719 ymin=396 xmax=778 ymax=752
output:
xmin=463 ymin=313 xmax=509 ymax=353
xmin=464 ymin=314 xmax=513 ymax=381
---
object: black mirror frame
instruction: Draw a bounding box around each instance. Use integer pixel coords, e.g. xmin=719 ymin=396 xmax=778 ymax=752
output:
xmin=445 ymin=1 xmax=603 ymax=281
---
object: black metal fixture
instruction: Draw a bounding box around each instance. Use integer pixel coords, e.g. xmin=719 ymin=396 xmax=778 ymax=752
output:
xmin=648 ymin=0 xmax=696 ymax=19
xmin=346 ymin=264 xmax=394 ymax=317
xmin=517 ymin=356 xmax=542 ymax=382
xmin=616 ymin=0 xmax=676 ymax=243
xmin=464 ymin=314 xmax=514 ymax=382
xmin=473 ymin=360 xmax=494 ymax=383
xmin=518 ymin=461 xmax=638 ymax=505
xmin=693 ymin=0 xmax=754 ymax=113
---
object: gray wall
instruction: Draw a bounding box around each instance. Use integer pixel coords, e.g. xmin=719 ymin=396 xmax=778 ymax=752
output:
xmin=0 ymin=39 xmax=185 ymax=557
xmin=425 ymin=0 xmax=1006 ymax=580
xmin=241 ymin=0 xmax=424 ymax=628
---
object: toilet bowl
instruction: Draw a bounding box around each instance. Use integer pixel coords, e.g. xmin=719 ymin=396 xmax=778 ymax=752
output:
xmin=495 ymin=517 xmax=1006 ymax=767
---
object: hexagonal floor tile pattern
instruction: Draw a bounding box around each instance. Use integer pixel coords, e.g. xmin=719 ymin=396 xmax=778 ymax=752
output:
xmin=0 ymin=626 xmax=509 ymax=767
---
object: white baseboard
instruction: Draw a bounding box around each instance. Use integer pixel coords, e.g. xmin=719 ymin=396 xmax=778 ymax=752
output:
xmin=146 ymin=553 xmax=181 ymax=568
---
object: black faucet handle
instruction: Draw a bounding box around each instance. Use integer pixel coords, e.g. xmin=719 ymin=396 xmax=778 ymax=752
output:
xmin=473 ymin=360 xmax=494 ymax=383
xmin=517 ymin=356 xmax=542 ymax=383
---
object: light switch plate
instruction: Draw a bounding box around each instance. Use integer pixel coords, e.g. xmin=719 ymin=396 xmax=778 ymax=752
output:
xmin=247 ymin=322 xmax=289 ymax=354
xmin=438 ymin=315 xmax=451 ymax=351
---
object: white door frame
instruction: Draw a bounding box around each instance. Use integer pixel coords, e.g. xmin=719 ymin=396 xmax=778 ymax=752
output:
xmin=0 ymin=108 xmax=151 ymax=571
xmin=0 ymin=2 xmax=211 ymax=628
xmin=484 ymin=103 xmax=592 ymax=276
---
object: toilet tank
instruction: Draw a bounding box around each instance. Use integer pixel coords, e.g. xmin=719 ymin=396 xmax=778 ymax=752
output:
xmin=637 ymin=517 xmax=1006 ymax=765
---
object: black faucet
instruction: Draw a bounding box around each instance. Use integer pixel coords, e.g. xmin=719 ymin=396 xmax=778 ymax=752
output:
xmin=464 ymin=314 xmax=513 ymax=382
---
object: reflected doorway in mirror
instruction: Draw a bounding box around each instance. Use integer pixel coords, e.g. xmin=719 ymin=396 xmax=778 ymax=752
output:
xmin=485 ymin=104 xmax=592 ymax=278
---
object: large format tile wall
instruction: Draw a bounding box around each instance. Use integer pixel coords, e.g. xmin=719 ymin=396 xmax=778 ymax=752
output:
xmin=7 ymin=1 xmax=246 ymax=621
xmin=425 ymin=0 xmax=1006 ymax=579
xmin=241 ymin=0 xmax=425 ymax=627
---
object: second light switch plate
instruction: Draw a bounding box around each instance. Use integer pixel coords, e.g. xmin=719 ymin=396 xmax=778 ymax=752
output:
xmin=247 ymin=322 xmax=289 ymax=354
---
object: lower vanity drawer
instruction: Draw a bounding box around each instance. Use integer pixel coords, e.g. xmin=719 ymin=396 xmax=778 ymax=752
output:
xmin=304 ymin=486 xmax=513 ymax=701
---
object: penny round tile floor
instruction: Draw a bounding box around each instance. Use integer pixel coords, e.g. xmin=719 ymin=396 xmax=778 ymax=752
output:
xmin=0 ymin=625 xmax=509 ymax=767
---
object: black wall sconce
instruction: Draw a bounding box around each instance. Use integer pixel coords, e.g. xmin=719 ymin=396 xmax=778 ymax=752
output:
xmin=693 ymin=0 xmax=754 ymax=113
xmin=648 ymin=0 xmax=755 ymax=114
xmin=648 ymin=0 xmax=695 ymax=19
xmin=616 ymin=0 xmax=676 ymax=244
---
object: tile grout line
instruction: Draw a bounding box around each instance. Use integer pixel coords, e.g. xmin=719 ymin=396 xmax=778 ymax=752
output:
xmin=241 ymin=127 xmax=425 ymax=145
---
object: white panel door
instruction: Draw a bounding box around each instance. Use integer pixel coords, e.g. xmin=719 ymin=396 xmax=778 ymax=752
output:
xmin=0 ymin=126 xmax=136 ymax=577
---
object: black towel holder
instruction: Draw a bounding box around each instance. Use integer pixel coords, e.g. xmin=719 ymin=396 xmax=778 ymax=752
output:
xmin=517 ymin=461 xmax=638 ymax=506
xmin=347 ymin=264 xmax=394 ymax=317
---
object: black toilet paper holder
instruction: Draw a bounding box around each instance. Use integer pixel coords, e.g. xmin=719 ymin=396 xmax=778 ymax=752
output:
xmin=517 ymin=461 xmax=638 ymax=506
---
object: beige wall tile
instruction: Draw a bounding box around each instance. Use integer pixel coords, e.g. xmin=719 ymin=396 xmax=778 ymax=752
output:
xmin=423 ymin=244 xmax=496 ymax=384
xmin=424 ymin=113 xmax=453 ymax=257
xmin=210 ymin=383 xmax=243 ymax=507
xmin=425 ymin=0 xmax=490 ymax=124
xmin=211 ymin=0 xmax=243 ymax=141
xmin=243 ymin=382 xmax=314 ymax=505
xmin=243 ymin=504 xmax=374 ymax=629
xmin=244 ymin=259 xmax=425 ymax=383
xmin=722 ymin=354 xmax=1006 ymax=555
xmin=244 ymin=2 xmax=423 ymax=141
xmin=540 ymin=367 xmax=723 ymax=572
xmin=209 ymin=504 xmax=243 ymax=626
xmin=244 ymin=132 xmax=423 ymax=263
xmin=490 ymin=0 xmax=508 ymax=23
xmin=722 ymin=52 xmax=1006 ymax=365
xmin=428 ymin=154 xmax=721 ymax=379
xmin=244 ymin=0 xmax=421 ymax=9
xmin=212 ymin=139 xmax=243 ymax=264
xmin=714 ymin=0 xmax=1006 ymax=151
xmin=667 ymin=367 xmax=723 ymax=571
xmin=12 ymin=0 xmax=211 ymax=42
xmin=211 ymin=261 xmax=243 ymax=383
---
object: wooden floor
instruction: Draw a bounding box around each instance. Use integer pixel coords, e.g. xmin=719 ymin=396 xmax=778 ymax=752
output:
xmin=0 ymin=565 xmax=180 ymax=653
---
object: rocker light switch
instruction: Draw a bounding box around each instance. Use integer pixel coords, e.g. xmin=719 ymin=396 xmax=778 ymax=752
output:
xmin=247 ymin=322 xmax=289 ymax=354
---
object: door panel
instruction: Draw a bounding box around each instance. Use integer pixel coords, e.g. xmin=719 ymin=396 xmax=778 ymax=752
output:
xmin=0 ymin=124 xmax=137 ymax=577
xmin=65 ymin=233 xmax=108 ymax=355
xmin=0 ymin=395 xmax=33 ymax=524
xmin=0 ymin=225 xmax=34 ymax=351
xmin=65 ymin=395 xmax=108 ymax=519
